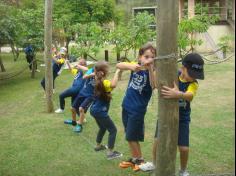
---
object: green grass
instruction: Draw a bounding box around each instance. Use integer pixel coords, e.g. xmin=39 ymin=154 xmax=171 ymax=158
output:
xmin=0 ymin=53 xmax=235 ymax=176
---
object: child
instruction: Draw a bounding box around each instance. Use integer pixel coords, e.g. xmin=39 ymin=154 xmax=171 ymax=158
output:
xmin=139 ymin=53 xmax=205 ymax=176
xmin=117 ymin=43 xmax=157 ymax=172
xmin=55 ymin=58 xmax=88 ymax=113
xmin=90 ymin=61 xmax=122 ymax=160
xmin=64 ymin=67 xmax=95 ymax=133
xmin=41 ymin=47 xmax=67 ymax=92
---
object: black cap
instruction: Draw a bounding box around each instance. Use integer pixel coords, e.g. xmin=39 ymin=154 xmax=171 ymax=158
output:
xmin=182 ymin=53 xmax=205 ymax=80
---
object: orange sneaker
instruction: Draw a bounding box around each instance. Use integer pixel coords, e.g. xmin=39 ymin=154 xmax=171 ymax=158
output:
xmin=119 ymin=158 xmax=135 ymax=169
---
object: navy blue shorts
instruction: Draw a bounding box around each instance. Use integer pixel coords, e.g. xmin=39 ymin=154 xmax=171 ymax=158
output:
xmin=122 ymin=108 xmax=146 ymax=142
xmin=155 ymin=120 xmax=190 ymax=147
xmin=72 ymin=95 xmax=94 ymax=113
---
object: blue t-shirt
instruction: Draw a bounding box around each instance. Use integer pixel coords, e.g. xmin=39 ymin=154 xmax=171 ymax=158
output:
xmin=79 ymin=68 xmax=95 ymax=97
xmin=72 ymin=70 xmax=85 ymax=90
xmin=122 ymin=70 xmax=153 ymax=114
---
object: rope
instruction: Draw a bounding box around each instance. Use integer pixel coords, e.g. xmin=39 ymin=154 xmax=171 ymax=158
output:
xmin=0 ymin=59 xmax=37 ymax=81
xmin=191 ymin=173 xmax=235 ymax=176
xmin=205 ymin=54 xmax=234 ymax=65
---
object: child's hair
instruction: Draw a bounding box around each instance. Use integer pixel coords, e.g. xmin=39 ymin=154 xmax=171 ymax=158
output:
xmin=94 ymin=61 xmax=111 ymax=102
xmin=138 ymin=43 xmax=157 ymax=57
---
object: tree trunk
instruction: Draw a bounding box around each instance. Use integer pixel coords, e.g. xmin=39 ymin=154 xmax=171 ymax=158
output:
xmin=44 ymin=0 xmax=54 ymax=113
xmin=0 ymin=47 xmax=6 ymax=72
xmin=155 ymin=0 xmax=179 ymax=176
xmin=0 ymin=57 xmax=6 ymax=72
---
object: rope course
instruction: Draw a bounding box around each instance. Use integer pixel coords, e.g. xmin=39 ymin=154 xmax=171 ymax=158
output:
xmin=0 ymin=59 xmax=44 ymax=81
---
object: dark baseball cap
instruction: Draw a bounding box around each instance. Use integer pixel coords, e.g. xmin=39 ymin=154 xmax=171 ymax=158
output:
xmin=182 ymin=53 xmax=205 ymax=80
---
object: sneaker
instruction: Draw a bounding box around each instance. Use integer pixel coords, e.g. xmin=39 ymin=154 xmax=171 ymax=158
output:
xmin=73 ymin=124 xmax=83 ymax=133
xmin=55 ymin=108 xmax=64 ymax=114
xmin=64 ymin=119 xmax=77 ymax=126
xmin=132 ymin=159 xmax=144 ymax=172
xmin=53 ymin=89 xmax=56 ymax=94
xmin=94 ymin=145 xmax=107 ymax=152
xmin=119 ymin=158 xmax=143 ymax=169
xmin=139 ymin=162 xmax=155 ymax=172
xmin=119 ymin=158 xmax=135 ymax=169
xmin=179 ymin=170 xmax=190 ymax=176
xmin=36 ymin=69 xmax=40 ymax=72
xmin=107 ymin=151 xmax=123 ymax=160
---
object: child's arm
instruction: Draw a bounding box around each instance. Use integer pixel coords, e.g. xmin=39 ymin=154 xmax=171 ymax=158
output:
xmin=110 ymin=69 xmax=121 ymax=89
xmin=83 ymin=69 xmax=95 ymax=79
xmin=148 ymin=64 xmax=158 ymax=89
xmin=161 ymin=82 xmax=195 ymax=102
xmin=116 ymin=62 xmax=141 ymax=72
xmin=76 ymin=65 xmax=88 ymax=72
xmin=66 ymin=60 xmax=72 ymax=71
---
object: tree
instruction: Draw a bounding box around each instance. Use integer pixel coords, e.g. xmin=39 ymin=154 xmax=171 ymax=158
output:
xmin=178 ymin=15 xmax=219 ymax=57
xmin=74 ymin=22 xmax=105 ymax=59
xmin=44 ymin=0 xmax=54 ymax=113
xmin=155 ymin=0 xmax=179 ymax=175
xmin=53 ymin=0 xmax=116 ymax=50
xmin=217 ymin=35 xmax=235 ymax=58
xmin=109 ymin=12 xmax=156 ymax=59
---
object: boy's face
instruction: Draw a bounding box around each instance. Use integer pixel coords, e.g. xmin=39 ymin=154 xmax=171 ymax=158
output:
xmin=139 ymin=49 xmax=155 ymax=66
xmin=181 ymin=66 xmax=195 ymax=82
xmin=78 ymin=59 xmax=86 ymax=66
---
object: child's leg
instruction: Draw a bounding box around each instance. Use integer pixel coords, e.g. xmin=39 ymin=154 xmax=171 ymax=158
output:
xmin=59 ymin=87 xmax=78 ymax=110
xmin=128 ymin=141 xmax=142 ymax=159
xmin=71 ymin=108 xmax=77 ymax=126
xmin=102 ymin=116 xmax=117 ymax=150
xmin=178 ymin=121 xmax=190 ymax=172
xmin=41 ymin=78 xmax=45 ymax=90
xmin=94 ymin=118 xmax=107 ymax=146
xmin=78 ymin=97 xmax=94 ymax=125
xmin=78 ymin=107 xmax=85 ymax=125
xmin=179 ymin=146 xmax=189 ymax=171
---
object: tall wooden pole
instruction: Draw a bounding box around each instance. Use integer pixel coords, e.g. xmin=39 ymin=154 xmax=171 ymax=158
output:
xmin=155 ymin=0 xmax=179 ymax=176
xmin=44 ymin=0 xmax=54 ymax=112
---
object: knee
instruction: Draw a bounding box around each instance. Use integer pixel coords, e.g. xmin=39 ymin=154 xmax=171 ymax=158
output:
xmin=179 ymin=146 xmax=189 ymax=153
xmin=110 ymin=126 xmax=117 ymax=135
xmin=79 ymin=107 xmax=84 ymax=113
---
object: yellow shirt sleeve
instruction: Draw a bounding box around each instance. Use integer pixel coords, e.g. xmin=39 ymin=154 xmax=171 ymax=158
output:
xmin=71 ymin=69 xmax=78 ymax=76
xmin=187 ymin=82 xmax=199 ymax=97
xmin=57 ymin=58 xmax=65 ymax=64
xmin=103 ymin=80 xmax=113 ymax=93
xmin=124 ymin=61 xmax=137 ymax=64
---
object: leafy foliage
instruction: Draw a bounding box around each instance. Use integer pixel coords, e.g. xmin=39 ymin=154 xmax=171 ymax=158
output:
xmin=178 ymin=15 xmax=219 ymax=55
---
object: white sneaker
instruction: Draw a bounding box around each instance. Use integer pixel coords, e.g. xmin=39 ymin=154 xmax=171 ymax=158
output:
xmin=53 ymin=89 xmax=56 ymax=94
xmin=139 ymin=162 xmax=155 ymax=172
xmin=179 ymin=170 xmax=190 ymax=176
xmin=36 ymin=69 xmax=40 ymax=72
xmin=55 ymin=108 xmax=64 ymax=114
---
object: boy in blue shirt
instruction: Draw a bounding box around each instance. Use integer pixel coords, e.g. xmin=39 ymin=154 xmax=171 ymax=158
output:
xmin=139 ymin=53 xmax=205 ymax=176
xmin=64 ymin=67 xmax=95 ymax=133
xmin=117 ymin=43 xmax=157 ymax=172
xmin=55 ymin=58 xmax=88 ymax=113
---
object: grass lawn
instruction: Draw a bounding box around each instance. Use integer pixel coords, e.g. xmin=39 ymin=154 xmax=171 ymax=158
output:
xmin=0 ymin=52 xmax=235 ymax=176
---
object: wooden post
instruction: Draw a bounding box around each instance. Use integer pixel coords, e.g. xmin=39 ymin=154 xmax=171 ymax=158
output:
xmin=31 ymin=54 xmax=36 ymax=78
xmin=44 ymin=0 xmax=54 ymax=113
xmin=188 ymin=0 xmax=195 ymax=19
xmin=155 ymin=0 xmax=179 ymax=176
xmin=105 ymin=50 xmax=109 ymax=62
xmin=0 ymin=47 xmax=6 ymax=72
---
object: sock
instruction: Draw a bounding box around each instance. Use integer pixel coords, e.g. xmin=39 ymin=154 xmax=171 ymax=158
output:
xmin=72 ymin=120 xmax=77 ymax=126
